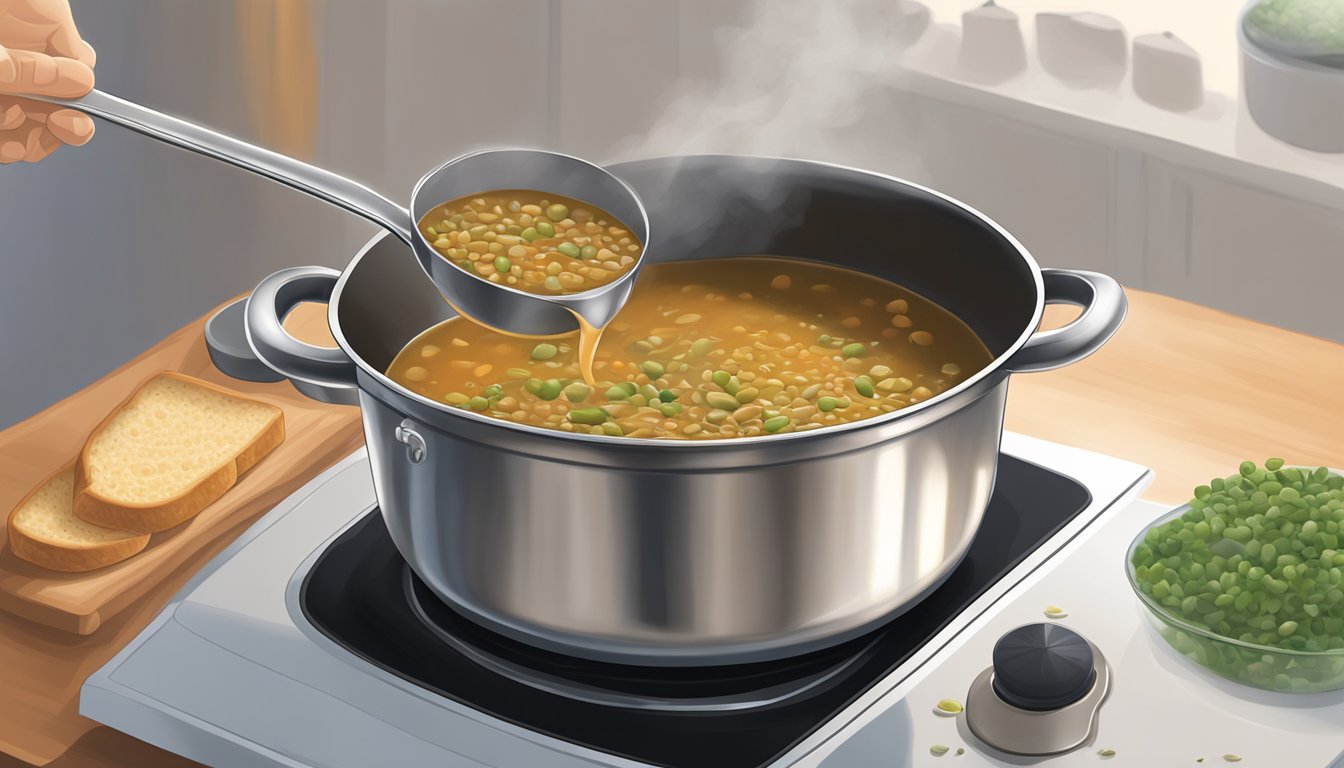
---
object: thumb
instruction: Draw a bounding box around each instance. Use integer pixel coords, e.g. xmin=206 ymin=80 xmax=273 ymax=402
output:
xmin=0 ymin=48 xmax=94 ymax=98
xmin=48 ymin=20 xmax=96 ymax=68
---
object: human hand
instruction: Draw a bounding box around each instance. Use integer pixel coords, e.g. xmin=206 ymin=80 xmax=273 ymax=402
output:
xmin=0 ymin=0 xmax=95 ymax=164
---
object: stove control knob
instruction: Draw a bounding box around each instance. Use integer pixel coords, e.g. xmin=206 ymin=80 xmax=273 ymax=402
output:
xmin=991 ymin=623 xmax=1095 ymax=711
xmin=965 ymin=623 xmax=1110 ymax=756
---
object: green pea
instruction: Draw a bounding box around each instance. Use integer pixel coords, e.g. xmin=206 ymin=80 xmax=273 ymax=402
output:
xmin=934 ymin=698 xmax=963 ymax=714
xmin=706 ymin=392 xmax=739 ymax=410
xmin=520 ymin=227 xmax=541 ymax=242
xmin=568 ymin=407 xmax=608 ymax=425
xmin=536 ymin=220 xmax=556 ymax=238
xmin=639 ymin=384 xmax=661 ymax=401
xmin=764 ymin=416 xmax=790 ymax=432
xmin=557 ymin=242 xmax=581 ymax=259
xmin=735 ymin=387 xmax=760 ymax=404
xmin=483 ymin=384 xmax=504 ymax=398
xmin=854 ymin=375 xmax=876 ymax=398
xmin=546 ymin=203 xmax=569 ymax=221
xmin=524 ymin=378 xmax=543 ymax=395
xmin=691 ymin=338 xmax=714 ymax=356
xmin=658 ymin=389 xmax=677 ymax=403
xmin=1266 ymin=458 xmax=1285 ymax=471
xmin=493 ymin=255 xmax=512 ymax=274
xmin=659 ymin=402 xmax=683 ymax=417
xmin=606 ymin=385 xmax=631 ymax=400
xmin=929 ymin=745 xmax=950 ymax=756
xmin=563 ymin=383 xmax=592 ymax=403
xmin=818 ymin=396 xmax=839 ymax=412
xmin=538 ymin=379 xmax=564 ymax=400
xmin=544 ymin=276 xmax=563 ymax=291
xmin=466 ymin=396 xmax=490 ymax=411
xmin=580 ymin=244 xmax=598 ymax=260
xmin=834 ymin=396 xmax=852 ymax=410
xmin=841 ymin=342 xmax=866 ymax=358
xmin=600 ymin=422 xmax=624 ymax=437
xmin=641 ymin=360 xmax=665 ymax=379
xmin=531 ymin=343 xmax=558 ymax=360
xmin=712 ymin=370 xmax=732 ymax=388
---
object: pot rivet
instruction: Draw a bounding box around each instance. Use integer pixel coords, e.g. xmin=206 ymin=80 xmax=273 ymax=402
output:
xmin=394 ymin=420 xmax=427 ymax=465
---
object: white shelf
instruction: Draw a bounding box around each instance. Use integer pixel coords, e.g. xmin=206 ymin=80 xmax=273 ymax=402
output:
xmin=898 ymin=24 xmax=1344 ymax=211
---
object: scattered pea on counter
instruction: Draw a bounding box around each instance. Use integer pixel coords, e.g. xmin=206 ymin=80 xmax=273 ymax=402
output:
xmin=932 ymin=698 xmax=963 ymax=717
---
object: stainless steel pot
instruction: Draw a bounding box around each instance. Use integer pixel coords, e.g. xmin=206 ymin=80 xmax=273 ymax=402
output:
xmin=241 ymin=155 xmax=1126 ymax=666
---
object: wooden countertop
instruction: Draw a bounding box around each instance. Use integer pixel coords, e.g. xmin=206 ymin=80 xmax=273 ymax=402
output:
xmin=1 ymin=287 xmax=1341 ymax=768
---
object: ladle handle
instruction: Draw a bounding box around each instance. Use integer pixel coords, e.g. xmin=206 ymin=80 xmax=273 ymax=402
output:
xmin=36 ymin=89 xmax=414 ymax=245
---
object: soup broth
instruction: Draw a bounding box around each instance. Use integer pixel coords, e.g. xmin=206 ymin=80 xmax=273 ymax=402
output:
xmin=386 ymin=257 xmax=993 ymax=440
xmin=417 ymin=190 xmax=642 ymax=296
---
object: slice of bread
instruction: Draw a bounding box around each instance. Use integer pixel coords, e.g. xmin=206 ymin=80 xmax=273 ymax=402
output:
xmin=73 ymin=372 xmax=285 ymax=534
xmin=8 ymin=465 xmax=151 ymax=572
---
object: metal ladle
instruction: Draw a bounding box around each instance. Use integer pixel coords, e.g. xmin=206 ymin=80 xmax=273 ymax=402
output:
xmin=33 ymin=89 xmax=649 ymax=336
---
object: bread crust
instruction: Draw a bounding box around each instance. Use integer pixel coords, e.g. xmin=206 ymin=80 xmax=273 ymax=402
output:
xmin=7 ymin=464 xmax=151 ymax=572
xmin=72 ymin=372 xmax=286 ymax=534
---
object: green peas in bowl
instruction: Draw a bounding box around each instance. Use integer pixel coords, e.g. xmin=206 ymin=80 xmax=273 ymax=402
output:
xmin=1126 ymin=459 xmax=1344 ymax=693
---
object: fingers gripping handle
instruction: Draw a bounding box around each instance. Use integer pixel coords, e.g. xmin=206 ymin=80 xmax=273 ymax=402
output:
xmin=1005 ymin=269 xmax=1127 ymax=373
xmin=244 ymin=267 xmax=359 ymax=405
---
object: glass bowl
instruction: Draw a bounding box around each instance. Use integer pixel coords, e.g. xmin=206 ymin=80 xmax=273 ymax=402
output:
xmin=1125 ymin=501 xmax=1344 ymax=694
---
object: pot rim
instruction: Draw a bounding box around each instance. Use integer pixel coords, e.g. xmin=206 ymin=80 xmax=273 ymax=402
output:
xmin=327 ymin=153 xmax=1046 ymax=450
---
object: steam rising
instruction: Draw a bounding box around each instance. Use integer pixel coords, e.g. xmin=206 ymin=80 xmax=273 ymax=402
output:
xmin=606 ymin=0 xmax=930 ymax=256
xmin=613 ymin=0 xmax=928 ymax=167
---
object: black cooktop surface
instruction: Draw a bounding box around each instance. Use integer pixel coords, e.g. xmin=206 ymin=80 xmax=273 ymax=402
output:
xmin=301 ymin=455 xmax=1092 ymax=767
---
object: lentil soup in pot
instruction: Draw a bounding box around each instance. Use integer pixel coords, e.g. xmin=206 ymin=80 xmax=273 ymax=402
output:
xmin=386 ymin=257 xmax=993 ymax=440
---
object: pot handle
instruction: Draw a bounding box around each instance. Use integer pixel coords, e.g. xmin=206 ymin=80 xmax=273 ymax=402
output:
xmin=1004 ymin=269 xmax=1127 ymax=373
xmin=244 ymin=267 xmax=360 ymax=405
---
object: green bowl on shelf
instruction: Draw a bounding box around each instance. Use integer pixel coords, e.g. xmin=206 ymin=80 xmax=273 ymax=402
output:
xmin=1125 ymin=471 xmax=1344 ymax=693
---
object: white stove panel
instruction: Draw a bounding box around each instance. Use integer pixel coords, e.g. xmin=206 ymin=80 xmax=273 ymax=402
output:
xmin=81 ymin=435 xmax=1339 ymax=768
xmin=807 ymin=501 xmax=1344 ymax=767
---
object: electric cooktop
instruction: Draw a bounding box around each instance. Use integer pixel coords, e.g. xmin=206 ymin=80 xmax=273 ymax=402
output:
xmin=301 ymin=453 xmax=1089 ymax=768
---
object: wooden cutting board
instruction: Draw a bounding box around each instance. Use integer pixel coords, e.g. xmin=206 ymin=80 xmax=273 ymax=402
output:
xmin=0 ymin=300 xmax=363 ymax=635
xmin=0 ymin=298 xmax=363 ymax=765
